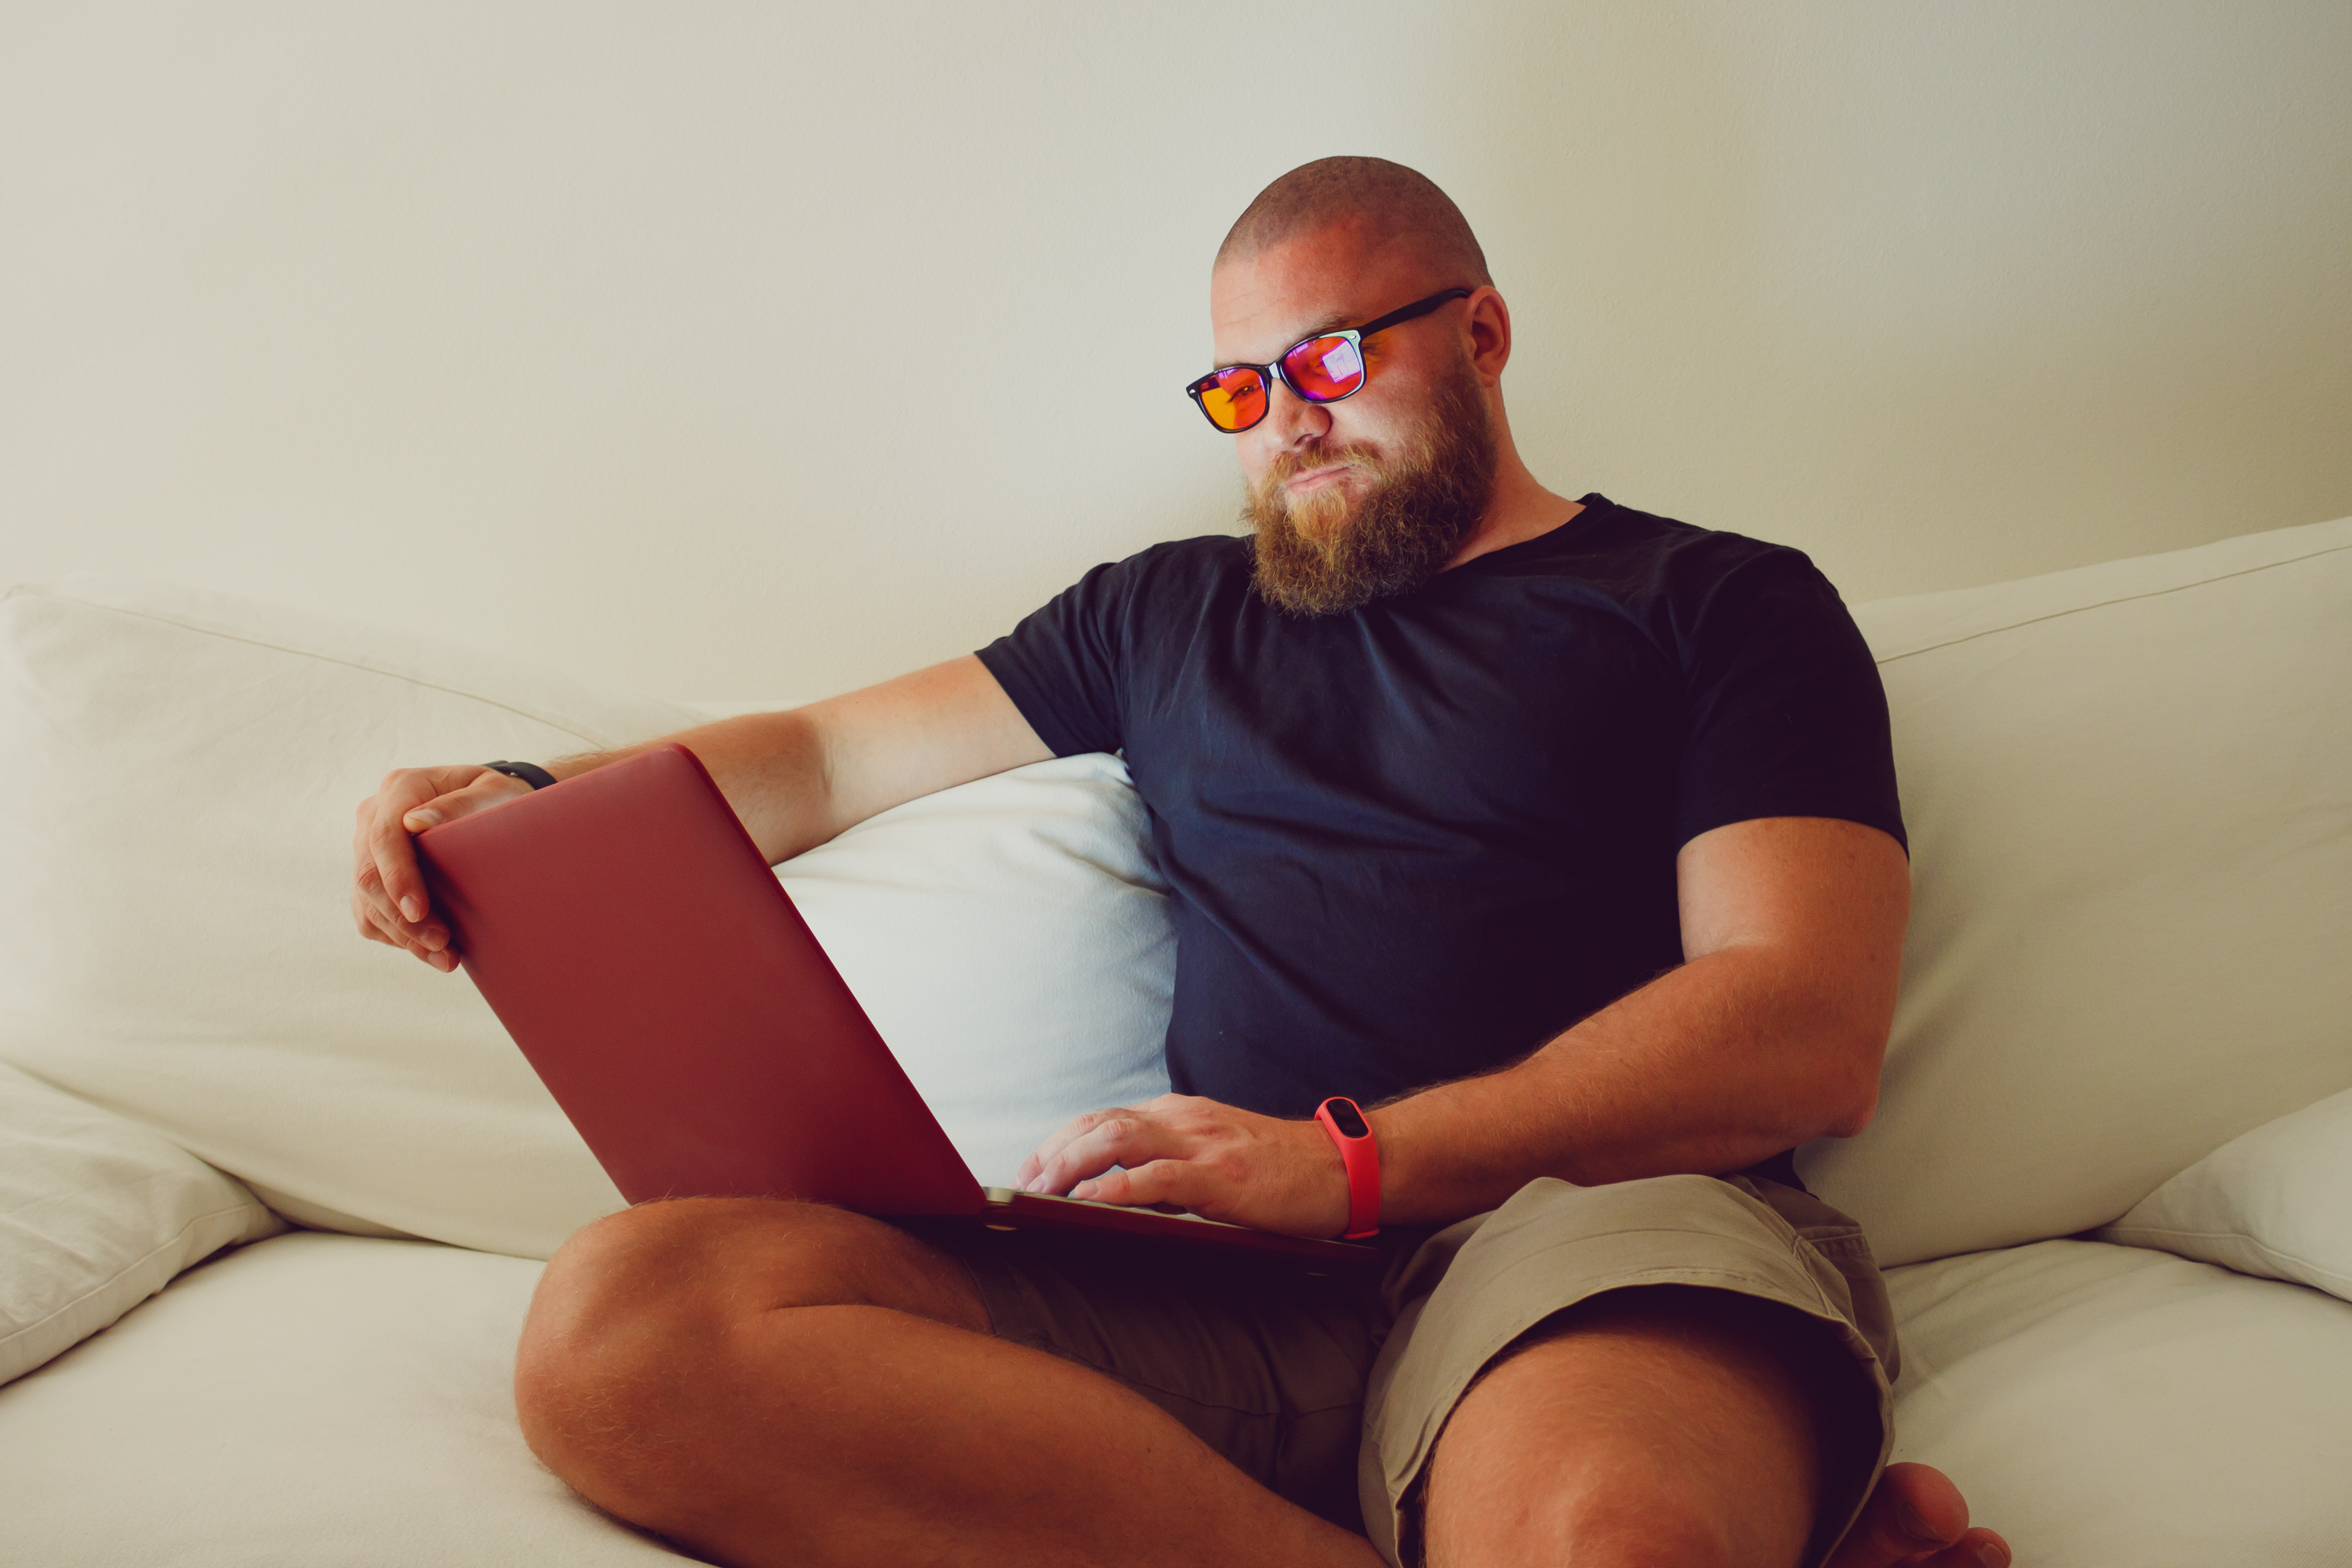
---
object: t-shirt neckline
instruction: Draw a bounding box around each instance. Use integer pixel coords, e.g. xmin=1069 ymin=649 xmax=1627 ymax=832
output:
xmin=1447 ymin=492 xmax=1616 ymax=577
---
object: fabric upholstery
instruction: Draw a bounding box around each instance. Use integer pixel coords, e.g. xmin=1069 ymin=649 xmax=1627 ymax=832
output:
xmin=0 ymin=578 xmax=1172 ymax=1258
xmin=2098 ymin=1085 xmax=2352 ymax=1303
xmin=0 ymin=1062 xmax=281 ymax=1386
xmin=1885 ymin=1239 xmax=2352 ymax=1565
xmin=0 ymin=1233 xmax=682 ymax=1565
xmin=1801 ymin=516 xmax=2352 ymax=1265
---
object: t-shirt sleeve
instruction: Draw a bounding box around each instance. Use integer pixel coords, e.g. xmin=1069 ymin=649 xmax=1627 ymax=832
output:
xmin=1670 ymin=548 xmax=1906 ymax=853
xmin=973 ymin=556 xmax=1135 ymax=758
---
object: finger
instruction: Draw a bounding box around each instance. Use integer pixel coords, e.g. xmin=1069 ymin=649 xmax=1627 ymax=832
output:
xmin=1912 ymin=1529 xmax=2009 ymax=1568
xmin=354 ymin=892 xmax=396 ymax=947
xmin=1031 ymin=1116 xmax=1159 ymax=1194
xmin=1824 ymin=1463 xmax=1969 ymax=1568
xmin=401 ymin=767 xmax=532 ymax=832
xmin=1070 ymin=1158 xmax=1203 ymax=1212
xmin=1029 ymin=1114 xmax=1186 ymax=1197
xmin=1020 ymin=1094 xmax=1212 ymax=1190
xmin=353 ymin=843 xmax=449 ymax=952
xmin=370 ymin=766 xmax=515 ymax=924
xmin=1019 ymin=1107 xmax=1133 ymax=1192
xmin=365 ymin=772 xmax=453 ymax=925
xmin=357 ymin=892 xmax=459 ymax=971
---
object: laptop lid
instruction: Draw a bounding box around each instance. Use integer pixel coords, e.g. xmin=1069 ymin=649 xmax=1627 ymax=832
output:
xmin=415 ymin=745 xmax=987 ymax=1216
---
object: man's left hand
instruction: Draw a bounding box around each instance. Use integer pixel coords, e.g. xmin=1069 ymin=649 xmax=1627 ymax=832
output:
xmin=1014 ymin=1094 xmax=1354 ymax=1239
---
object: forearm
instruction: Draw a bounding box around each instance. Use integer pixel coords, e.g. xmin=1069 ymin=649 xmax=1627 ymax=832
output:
xmin=546 ymin=708 xmax=840 ymax=864
xmin=1370 ymin=943 xmax=1886 ymax=1226
xmin=544 ymin=655 xmax=1051 ymax=865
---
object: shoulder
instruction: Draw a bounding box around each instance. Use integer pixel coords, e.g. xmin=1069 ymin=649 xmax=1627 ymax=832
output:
xmin=1550 ymin=496 xmax=1821 ymax=600
xmin=1114 ymin=533 xmax=1253 ymax=588
xmin=1058 ymin=533 xmax=1254 ymax=621
xmin=1536 ymin=497 xmax=1848 ymax=658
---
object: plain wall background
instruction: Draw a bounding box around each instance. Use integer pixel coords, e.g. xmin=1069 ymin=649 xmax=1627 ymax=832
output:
xmin=4 ymin=2 xmax=2346 ymax=702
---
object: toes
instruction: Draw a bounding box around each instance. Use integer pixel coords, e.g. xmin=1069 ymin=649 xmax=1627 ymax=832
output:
xmin=1825 ymin=1462 xmax=1971 ymax=1567
xmin=1914 ymin=1527 xmax=2011 ymax=1568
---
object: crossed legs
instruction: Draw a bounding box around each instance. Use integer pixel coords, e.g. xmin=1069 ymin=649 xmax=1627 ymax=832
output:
xmin=515 ymin=1198 xmax=2007 ymax=1567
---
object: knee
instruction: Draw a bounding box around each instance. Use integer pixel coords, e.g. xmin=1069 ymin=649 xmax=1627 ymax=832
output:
xmin=1552 ymin=1479 xmax=1747 ymax=1568
xmin=511 ymin=1197 xmax=857 ymax=1511
xmin=1427 ymin=1459 xmax=1747 ymax=1568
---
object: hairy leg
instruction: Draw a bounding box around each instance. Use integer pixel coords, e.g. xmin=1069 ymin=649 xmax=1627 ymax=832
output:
xmin=514 ymin=1197 xmax=1385 ymax=1568
xmin=1419 ymin=1287 xmax=2009 ymax=1568
xmin=1419 ymin=1288 xmax=1835 ymax=1567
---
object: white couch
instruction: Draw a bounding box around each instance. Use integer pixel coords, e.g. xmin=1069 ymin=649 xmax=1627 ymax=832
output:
xmin=4 ymin=518 xmax=2349 ymax=1565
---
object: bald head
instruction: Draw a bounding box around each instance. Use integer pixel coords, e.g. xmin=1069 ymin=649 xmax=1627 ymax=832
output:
xmin=1216 ymin=157 xmax=1491 ymax=287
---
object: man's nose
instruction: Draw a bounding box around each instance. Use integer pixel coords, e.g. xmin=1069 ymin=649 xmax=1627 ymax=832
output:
xmin=1258 ymin=377 xmax=1332 ymax=449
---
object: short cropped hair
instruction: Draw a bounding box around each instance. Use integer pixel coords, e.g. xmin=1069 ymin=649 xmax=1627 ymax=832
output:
xmin=1216 ymin=156 xmax=1492 ymax=287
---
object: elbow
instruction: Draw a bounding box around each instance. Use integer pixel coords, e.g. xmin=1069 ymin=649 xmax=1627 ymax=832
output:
xmin=1788 ymin=1002 xmax=1887 ymax=1141
xmin=1815 ymin=1030 xmax=1886 ymax=1140
xmin=1820 ymin=1078 xmax=1879 ymax=1140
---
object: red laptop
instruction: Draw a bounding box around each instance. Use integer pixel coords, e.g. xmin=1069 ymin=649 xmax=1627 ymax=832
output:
xmin=413 ymin=744 xmax=1379 ymax=1268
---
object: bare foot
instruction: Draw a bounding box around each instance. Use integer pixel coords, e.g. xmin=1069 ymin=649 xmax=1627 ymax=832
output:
xmin=1825 ymin=1462 xmax=2012 ymax=1567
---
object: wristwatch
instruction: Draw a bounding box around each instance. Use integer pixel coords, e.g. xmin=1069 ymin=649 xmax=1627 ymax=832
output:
xmin=1314 ymin=1096 xmax=1382 ymax=1240
xmin=482 ymin=761 xmax=557 ymax=790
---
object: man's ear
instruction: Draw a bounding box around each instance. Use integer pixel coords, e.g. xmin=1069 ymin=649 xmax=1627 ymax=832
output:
xmin=1465 ymin=287 xmax=1512 ymax=384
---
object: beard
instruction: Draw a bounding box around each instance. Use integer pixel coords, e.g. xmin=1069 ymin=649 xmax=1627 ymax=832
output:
xmin=1243 ymin=361 xmax=1499 ymax=618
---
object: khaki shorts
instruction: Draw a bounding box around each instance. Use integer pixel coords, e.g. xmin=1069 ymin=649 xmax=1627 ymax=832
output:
xmin=923 ymin=1174 xmax=1898 ymax=1567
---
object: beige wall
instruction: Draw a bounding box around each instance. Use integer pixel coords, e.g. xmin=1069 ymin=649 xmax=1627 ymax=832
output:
xmin=3 ymin=2 xmax=2346 ymax=701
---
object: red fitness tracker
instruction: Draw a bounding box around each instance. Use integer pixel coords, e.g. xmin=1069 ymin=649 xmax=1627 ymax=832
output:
xmin=1314 ymin=1096 xmax=1381 ymax=1240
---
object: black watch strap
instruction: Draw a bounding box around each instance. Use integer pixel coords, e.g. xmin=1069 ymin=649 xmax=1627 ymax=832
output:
xmin=482 ymin=761 xmax=558 ymax=790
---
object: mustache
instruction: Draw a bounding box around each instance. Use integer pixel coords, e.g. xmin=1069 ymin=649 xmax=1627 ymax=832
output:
xmin=1252 ymin=442 xmax=1397 ymax=503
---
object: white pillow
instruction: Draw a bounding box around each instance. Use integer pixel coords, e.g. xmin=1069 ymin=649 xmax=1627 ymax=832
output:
xmin=0 ymin=1062 xmax=282 ymax=1386
xmin=1799 ymin=516 xmax=2352 ymax=1266
xmin=780 ymin=753 xmax=1172 ymax=1186
xmin=0 ymin=578 xmax=1172 ymax=1260
xmin=2096 ymin=1086 xmax=2352 ymax=1302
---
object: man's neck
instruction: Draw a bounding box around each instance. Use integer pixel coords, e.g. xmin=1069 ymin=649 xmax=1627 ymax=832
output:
xmin=1445 ymin=458 xmax=1584 ymax=571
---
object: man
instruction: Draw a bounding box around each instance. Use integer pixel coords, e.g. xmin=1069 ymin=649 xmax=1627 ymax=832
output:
xmin=353 ymin=158 xmax=2010 ymax=1568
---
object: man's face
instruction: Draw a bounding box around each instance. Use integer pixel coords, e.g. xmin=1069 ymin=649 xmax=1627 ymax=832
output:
xmin=1208 ymin=224 xmax=1498 ymax=616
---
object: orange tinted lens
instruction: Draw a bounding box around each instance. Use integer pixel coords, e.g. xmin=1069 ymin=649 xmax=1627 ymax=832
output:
xmin=1197 ymin=366 xmax=1268 ymax=431
xmin=1282 ymin=334 xmax=1364 ymax=400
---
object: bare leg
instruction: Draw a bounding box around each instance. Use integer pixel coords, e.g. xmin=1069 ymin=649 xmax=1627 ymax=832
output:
xmin=513 ymin=1197 xmax=1385 ymax=1568
xmin=521 ymin=1207 xmax=2008 ymax=1568
xmin=1421 ymin=1288 xmax=2010 ymax=1568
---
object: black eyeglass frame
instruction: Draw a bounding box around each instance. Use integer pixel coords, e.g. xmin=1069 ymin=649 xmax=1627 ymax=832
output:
xmin=1183 ymin=286 xmax=1475 ymax=432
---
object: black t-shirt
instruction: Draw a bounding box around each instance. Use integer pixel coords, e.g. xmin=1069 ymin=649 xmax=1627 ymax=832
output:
xmin=976 ymin=494 xmax=1904 ymax=1121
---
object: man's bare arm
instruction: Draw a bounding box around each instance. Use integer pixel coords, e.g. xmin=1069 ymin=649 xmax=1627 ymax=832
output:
xmin=1020 ymin=815 xmax=1908 ymax=1236
xmin=352 ymin=654 xmax=1050 ymax=970
xmin=1366 ymin=815 xmax=1906 ymax=1223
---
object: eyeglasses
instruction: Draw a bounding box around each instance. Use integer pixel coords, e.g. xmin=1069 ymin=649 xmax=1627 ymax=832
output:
xmin=1183 ymin=286 xmax=1474 ymax=433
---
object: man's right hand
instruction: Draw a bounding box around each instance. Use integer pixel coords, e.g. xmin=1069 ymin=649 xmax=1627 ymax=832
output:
xmin=352 ymin=765 xmax=536 ymax=972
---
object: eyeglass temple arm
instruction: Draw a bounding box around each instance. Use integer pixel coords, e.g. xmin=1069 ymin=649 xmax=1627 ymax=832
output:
xmin=1183 ymin=285 xmax=1478 ymax=410
xmin=1350 ymin=286 xmax=1475 ymax=341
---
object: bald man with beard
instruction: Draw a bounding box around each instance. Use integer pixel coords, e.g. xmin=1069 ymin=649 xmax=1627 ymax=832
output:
xmin=352 ymin=158 xmax=2011 ymax=1568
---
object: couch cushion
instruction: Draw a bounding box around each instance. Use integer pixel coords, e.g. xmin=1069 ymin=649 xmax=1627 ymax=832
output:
xmin=0 ymin=1062 xmax=282 ymax=1386
xmin=0 ymin=578 xmax=1173 ymax=1259
xmin=780 ymin=754 xmax=1172 ymax=1186
xmin=1801 ymin=516 xmax=2352 ymax=1265
xmin=1885 ymin=1239 xmax=2352 ymax=1566
xmin=0 ymin=1231 xmax=685 ymax=1565
xmin=2097 ymin=1084 xmax=2352 ymax=1302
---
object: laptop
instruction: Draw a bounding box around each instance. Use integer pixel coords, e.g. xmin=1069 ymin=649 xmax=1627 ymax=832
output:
xmin=412 ymin=743 xmax=1381 ymax=1270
